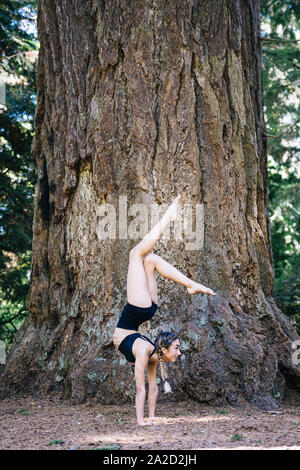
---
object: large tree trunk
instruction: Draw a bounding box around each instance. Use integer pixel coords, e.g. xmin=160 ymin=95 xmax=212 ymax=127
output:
xmin=1 ymin=0 xmax=299 ymax=408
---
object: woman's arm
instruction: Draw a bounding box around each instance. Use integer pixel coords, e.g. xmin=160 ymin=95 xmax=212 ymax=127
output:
xmin=134 ymin=353 xmax=149 ymax=425
xmin=147 ymin=361 xmax=158 ymax=418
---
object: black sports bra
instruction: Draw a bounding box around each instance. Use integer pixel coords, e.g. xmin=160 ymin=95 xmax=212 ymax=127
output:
xmin=116 ymin=301 xmax=157 ymax=330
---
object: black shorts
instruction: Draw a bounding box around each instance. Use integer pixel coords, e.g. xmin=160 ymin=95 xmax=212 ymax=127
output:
xmin=118 ymin=333 xmax=156 ymax=363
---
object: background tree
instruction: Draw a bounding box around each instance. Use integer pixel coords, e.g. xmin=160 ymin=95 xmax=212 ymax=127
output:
xmin=260 ymin=0 xmax=300 ymax=330
xmin=0 ymin=0 xmax=300 ymax=409
xmin=0 ymin=0 xmax=38 ymax=345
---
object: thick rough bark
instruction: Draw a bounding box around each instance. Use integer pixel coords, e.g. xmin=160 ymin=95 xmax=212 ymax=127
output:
xmin=1 ymin=0 xmax=299 ymax=408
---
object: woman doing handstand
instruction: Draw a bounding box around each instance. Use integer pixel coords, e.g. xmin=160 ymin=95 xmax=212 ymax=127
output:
xmin=113 ymin=194 xmax=216 ymax=425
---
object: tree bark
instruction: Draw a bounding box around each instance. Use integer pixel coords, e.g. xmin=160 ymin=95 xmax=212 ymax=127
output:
xmin=1 ymin=0 xmax=300 ymax=408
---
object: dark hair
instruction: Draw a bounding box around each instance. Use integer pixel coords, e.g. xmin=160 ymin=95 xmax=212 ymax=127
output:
xmin=154 ymin=331 xmax=179 ymax=394
xmin=154 ymin=331 xmax=179 ymax=352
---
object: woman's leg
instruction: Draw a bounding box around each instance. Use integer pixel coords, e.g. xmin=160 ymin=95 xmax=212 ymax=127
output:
xmin=131 ymin=195 xmax=181 ymax=258
xmin=143 ymin=254 xmax=158 ymax=304
xmin=144 ymin=253 xmax=216 ymax=296
xmin=126 ymin=251 xmax=153 ymax=307
xmin=126 ymin=195 xmax=181 ymax=307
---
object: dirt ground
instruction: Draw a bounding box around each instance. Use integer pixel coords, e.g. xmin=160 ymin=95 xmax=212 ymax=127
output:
xmin=1 ymin=396 xmax=300 ymax=450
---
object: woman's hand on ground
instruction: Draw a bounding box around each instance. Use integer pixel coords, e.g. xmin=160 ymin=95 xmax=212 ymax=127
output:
xmin=137 ymin=417 xmax=160 ymax=426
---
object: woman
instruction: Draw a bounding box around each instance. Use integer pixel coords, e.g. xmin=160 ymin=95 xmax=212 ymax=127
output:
xmin=113 ymin=194 xmax=216 ymax=425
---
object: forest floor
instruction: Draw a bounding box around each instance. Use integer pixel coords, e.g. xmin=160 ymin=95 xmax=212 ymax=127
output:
xmin=1 ymin=396 xmax=300 ymax=450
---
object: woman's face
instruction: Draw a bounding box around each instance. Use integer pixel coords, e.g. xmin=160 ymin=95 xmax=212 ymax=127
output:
xmin=162 ymin=339 xmax=181 ymax=362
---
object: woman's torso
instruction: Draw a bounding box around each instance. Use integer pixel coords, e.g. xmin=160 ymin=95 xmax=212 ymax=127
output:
xmin=113 ymin=327 xmax=158 ymax=363
xmin=113 ymin=301 xmax=157 ymax=349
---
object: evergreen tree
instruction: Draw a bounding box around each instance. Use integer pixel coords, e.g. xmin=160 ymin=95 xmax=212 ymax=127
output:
xmin=0 ymin=0 xmax=38 ymax=345
xmin=0 ymin=0 xmax=299 ymax=348
xmin=260 ymin=0 xmax=300 ymax=330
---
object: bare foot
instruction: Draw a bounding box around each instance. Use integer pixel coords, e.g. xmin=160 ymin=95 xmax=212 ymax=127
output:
xmin=137 ymin=420 xmax=153 ymax=426
xmin=165 ymin=194 xmax=181 ymax=222
xmin=187 ymin=281 xmax=216 ymax=296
